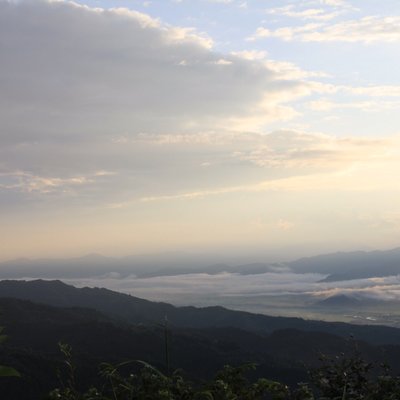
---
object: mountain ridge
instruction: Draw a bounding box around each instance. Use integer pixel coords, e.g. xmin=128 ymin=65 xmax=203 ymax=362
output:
xmin=1 ymin=246 xmax=400 ymax=281
xmin=2 ymin=279 xmax=400 ymax=346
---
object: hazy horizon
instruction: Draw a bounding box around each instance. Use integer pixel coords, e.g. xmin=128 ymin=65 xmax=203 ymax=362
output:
xmin=0 ymin=242 xmax=398 ymax=265
xmin=2 ymin=246 xmax=400 ymax=327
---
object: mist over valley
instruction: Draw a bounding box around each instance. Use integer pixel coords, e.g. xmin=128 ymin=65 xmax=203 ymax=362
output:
xmin=2 ymin=247 xmax=400 ymax=327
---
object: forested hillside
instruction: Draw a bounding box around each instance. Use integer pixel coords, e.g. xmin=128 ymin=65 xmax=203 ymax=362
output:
xmin=2 ymin=281 xmax=400 ymax=398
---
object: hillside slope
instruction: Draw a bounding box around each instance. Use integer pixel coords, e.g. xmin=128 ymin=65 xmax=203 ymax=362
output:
xmin=2 ymin=279 xmax=400 ymax=346
xmin=2 ymin=297 xmax=400 ymax=399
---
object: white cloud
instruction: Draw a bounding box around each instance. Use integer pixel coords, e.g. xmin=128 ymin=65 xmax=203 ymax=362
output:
xmin=250 ymin=16 xmax=400 ymax=43
xmin=214 ymin=58 xmax=233 ymax=65
xmin=308 ymin=99 xmax=400 ymax=112
xmin=103 ymin=131 xmax=399 ymax=207
xmin=319 ymin=0 xmax=347 ymax=6
xmin=0 ymin=0 xmax=312 ymax=143
xmin=232 ymin=130 xmax=392 ymax=168
xmin=63 ymin=271 xmax=400 ymax=307
xmin=308 ymin=83 xmax=400 ymax=98
xmin=0 ymin=170 xmax=112 ymax=194
xmin=231 ymin=50 xmax=268 ymax=60
xmin=66 ymin=270 xmax=327 ymax=299
xmin=1 ymin=0 xmax=399 ymax=260
xmin=266 ymin=6 xmax=341 ymax=21
xmin=248 ymin=23 xmax=324 ymax=41
xmin=341 ymin=85 xmax=400 ymax=97
xmin=264 ymin=60 xmax=330 ymax=80
xmin=277 ymin=219 xmax=295 ymax=231
xmin=0 ymin=0 xmax=288 ymax=148
xmin=0 ymin=0 xmax=327 ymax=207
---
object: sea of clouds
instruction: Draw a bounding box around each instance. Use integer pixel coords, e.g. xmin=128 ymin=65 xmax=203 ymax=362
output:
xmin=60 ymin=270 xmax=400 ymax=308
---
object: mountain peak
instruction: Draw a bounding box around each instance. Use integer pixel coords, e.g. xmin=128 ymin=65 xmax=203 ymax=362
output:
xmin=315 ymin=294 xmax=362 ymax=308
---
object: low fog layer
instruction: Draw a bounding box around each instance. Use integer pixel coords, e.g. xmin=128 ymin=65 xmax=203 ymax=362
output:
xmin=64 ymin=271 xmax=400 ymax=304
xmin=2 ymin=248 xmax=400 ymax=313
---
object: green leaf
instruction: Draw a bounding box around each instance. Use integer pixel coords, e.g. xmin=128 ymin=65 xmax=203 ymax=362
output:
xmin=0 ymin=365 xmax=20 ymax=377
xmin=0 ymin=334 xmax=8 ymax=344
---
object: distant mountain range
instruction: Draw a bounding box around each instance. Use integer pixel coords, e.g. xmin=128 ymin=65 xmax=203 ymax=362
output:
xmin=290 ymin=247 xmax=400 ymax=281
xmin=1 ymin=247 xmax=400 ymax=282
xmin=0 ymin=253 xmax=284 ymax=279
xmin=314 ymin=294 xmax=383 ymax=308
xmin=315 ymin=294 xmax=363 ymax=308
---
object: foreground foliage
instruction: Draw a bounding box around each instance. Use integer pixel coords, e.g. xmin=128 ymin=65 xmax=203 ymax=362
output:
xmin=47 ymin=343 xmax=400 ymax=400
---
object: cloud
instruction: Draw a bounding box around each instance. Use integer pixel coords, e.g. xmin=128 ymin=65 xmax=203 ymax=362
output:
xmin=310 ymin=275 xmax=400 ymax=301
xmin=308 ymin=99 xmax=400 ymax=112
xmin=307 ymin=83 xmax=400 ymax=98
xmin=340 ymin=85 xmax=400 ymax=97
xmin=0 ymin=0 xmax=323 ymax=206
xmin=249 ymin=16 xmax=400 ymax=43
xmin=129 ymin=169 xmax=394 ymax=205
xmin=66 ymin=270 xmax=327 ymax=299
xmin=230 ymin=131 xmax=392 ymax=169
xmin=276 ymin=219 xmax=295 ymax=231
xmin=172 ymin=0 xmax=234 ymax=3
xmin=302 ymin=82 xmax=400 ymax=114
xmin=319 ymin=0 xmax=348 ymax=6
xmin=248 ymin=23 xmax=324 ymax=41
xmin=103 ymin=130 xmax=398 ymax=207
xmin=2 ymin=0 xmax=292 ymax=146
xmin=0 ymin=170 xmax=113 ymax=194
xmin=231 ymin=50 xmax=268 ymax=60
xmin=1 ymin=0 xmax=399 ymax=260
xmin=266 ymin=6 xmax=342 ymax=21
xmin=205 ymin=0 xmax=233 ymax=3
xmin=63 ymin=271 xmax=400 ymax=307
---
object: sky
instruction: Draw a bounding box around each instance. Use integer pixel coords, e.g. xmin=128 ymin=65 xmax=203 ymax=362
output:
xmin=1 ymin=0 xmax=400 ymax=262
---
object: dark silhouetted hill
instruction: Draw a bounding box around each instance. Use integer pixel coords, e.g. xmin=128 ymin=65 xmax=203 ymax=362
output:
xmin=2 ymin=297 xmax=400 ymax=399
xmin=2 ymin=280 xmax=400 ymax=346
